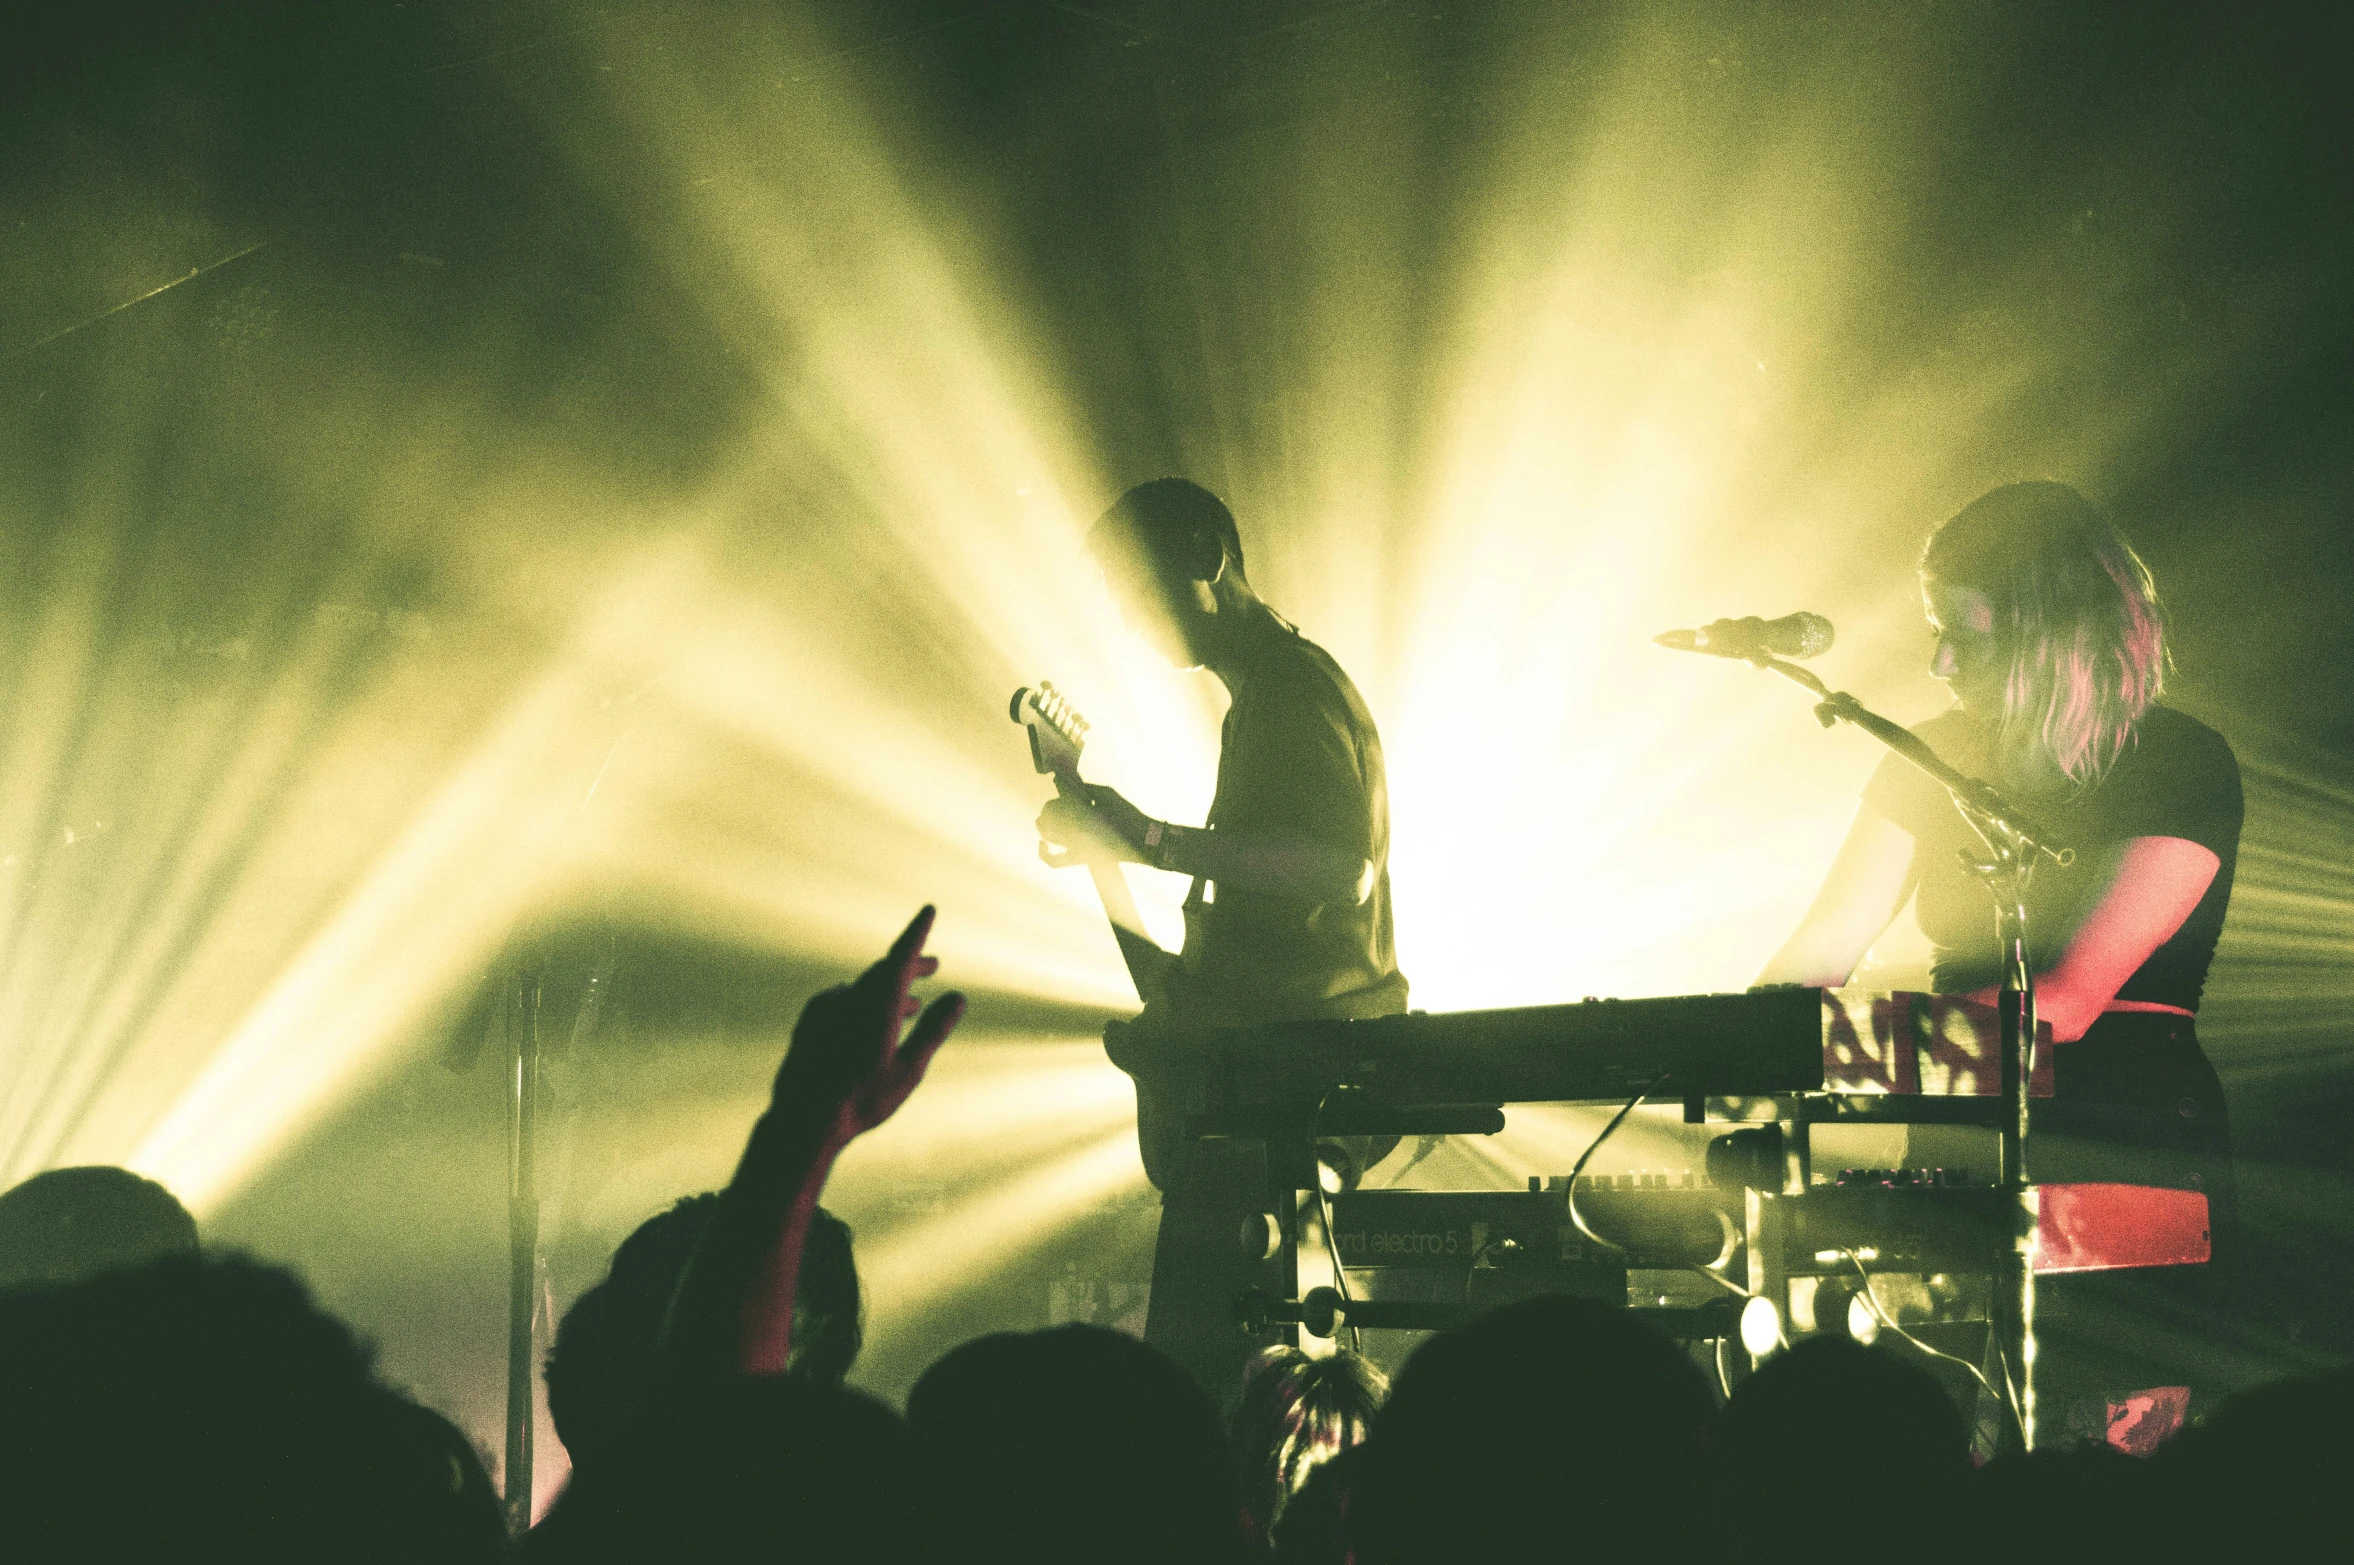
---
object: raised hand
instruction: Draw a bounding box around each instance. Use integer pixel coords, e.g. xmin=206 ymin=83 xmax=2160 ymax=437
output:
xmin=772 ymin=906 xmax=965 ymax=1151
xmin=655 ymin=907 xmax=967 ymax=1379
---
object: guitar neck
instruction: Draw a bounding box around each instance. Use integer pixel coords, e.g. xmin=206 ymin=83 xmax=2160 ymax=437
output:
xmin=1087 ymin=860 xmax=1166 ymax=998
xmin=1053 ymin=771 xmax=1167 ymax=1004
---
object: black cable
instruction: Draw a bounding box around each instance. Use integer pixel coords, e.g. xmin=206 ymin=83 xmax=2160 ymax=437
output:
xmin=1840 ymin=1248 xmax=2013 ymax=1421
xmin=1562 ymin=1079 xmax=1757 ymax=1366
xmin=1562 ymin=1077 xmax=1667 ymax=1253
xmin=1308 ymin=1089 xmax=1362 ymax=1352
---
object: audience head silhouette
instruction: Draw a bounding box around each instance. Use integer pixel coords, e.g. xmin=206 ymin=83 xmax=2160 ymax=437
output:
xmin=0 ymin=1252 xmax=500 ymax=1562
xmin=1722 ymin=1336 xmax=1970 ymax=1557
xmin=908 ymin=1322 xmax=1238 ymax=1564
xmin=1354 ymin=1295 xmax=1715 ymax=1564
xmin=0 ymin=1165 xmax=198 ymax=1292
xmin=546 ymin=1193 xmax=861 ymax=1474
xmin=1230 ymin=1344 xmax=1386 ymax=1549
xmin=1962 ymin=1444 xmax=2159 ymax=1563
xmin=532 ymin=1378 xmax=918 ymax=1564
xmin=2148 ymin=1365 xmax=2354 ymax=1560
xmin=1270 ymin=1442 xmax=1367 ymax=1565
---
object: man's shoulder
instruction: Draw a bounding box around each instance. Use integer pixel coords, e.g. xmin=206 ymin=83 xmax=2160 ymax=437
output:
xmin=1244 ymin=618 xmax=1372 ymax=721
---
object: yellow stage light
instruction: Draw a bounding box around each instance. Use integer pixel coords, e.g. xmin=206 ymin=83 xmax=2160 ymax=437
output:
xmin=0 ymin=17 xmax=2337 ymax=1497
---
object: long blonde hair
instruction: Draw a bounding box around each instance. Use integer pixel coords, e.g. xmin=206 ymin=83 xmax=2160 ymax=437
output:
xmin=1923 ymin=482 xmax=2167 ymax=789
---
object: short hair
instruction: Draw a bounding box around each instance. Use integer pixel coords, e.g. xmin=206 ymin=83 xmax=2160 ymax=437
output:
xmin=0 ymin=1253 xmax=501 ymax=1560
xmin=1721 ymin=1336 xmax=1968 ymax=1535
xmin=0 ymin=1165 xmax=199 ymax=1292
xmin=1923 ymin=482 xmax=2167 ymax=788
xmin=2144 ymin=1365 xmax=2354 ymax=1559
xmin=547 ymin=1194 xmax=862 ymax=1472
xmin=1092 ymin=478 xmax=1245 ymax=580
xmin=1354 ymin=1297 xmax=1714 ymax=1564
xmin=1231 ymin=1345 xmax=1386 ymax=1537
xmin=537 ymin=1379 xmax=920 ymax=1563
xmin=907 ymin=1324 xmax=1236 ymax=1563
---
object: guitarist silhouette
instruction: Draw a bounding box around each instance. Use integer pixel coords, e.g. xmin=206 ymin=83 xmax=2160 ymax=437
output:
xmin=1030 ymin=478 xmax=1407 ymax=1400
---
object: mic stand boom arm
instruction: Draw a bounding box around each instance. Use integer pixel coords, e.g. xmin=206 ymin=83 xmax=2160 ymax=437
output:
xmin=1744 ymin=652 xmax=2070 ymax=1453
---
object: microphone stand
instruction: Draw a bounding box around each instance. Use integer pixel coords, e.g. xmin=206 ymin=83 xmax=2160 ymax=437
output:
xmin=1741 ymin=652 xmax=2072 ymax=1453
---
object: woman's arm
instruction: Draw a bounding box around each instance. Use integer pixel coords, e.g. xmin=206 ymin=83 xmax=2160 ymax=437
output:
xmin=1756 ymin=805 xmax=1921 ymax=988
xmin=1997 ymin=835 xmax=2220 ymax=1042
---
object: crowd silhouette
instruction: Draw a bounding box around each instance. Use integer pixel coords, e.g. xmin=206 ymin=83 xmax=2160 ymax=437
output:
xmin=0 ymin=907 xmax=2345 ymax=1562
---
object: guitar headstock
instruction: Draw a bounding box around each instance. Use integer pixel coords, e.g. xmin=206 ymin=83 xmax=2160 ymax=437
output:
xmin=1010 ymin=681 xmax=1089 ymax=780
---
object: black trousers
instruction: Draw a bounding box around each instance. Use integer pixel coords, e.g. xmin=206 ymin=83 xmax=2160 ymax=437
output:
xmin=1115 ymin=996 xmax=1402 ymax=1409
xmin=1105 ymin=1012 xmax=1283 ymax=1409
xmin=1140 ymin=1138 xmax=1287 ymax=1411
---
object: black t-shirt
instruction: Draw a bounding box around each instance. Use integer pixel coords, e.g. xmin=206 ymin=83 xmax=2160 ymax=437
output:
xmin=1860 ymin=705 xmax=2241 ymax=1010
xmin=1159 ymin=612 xmax=1408 ymax=1029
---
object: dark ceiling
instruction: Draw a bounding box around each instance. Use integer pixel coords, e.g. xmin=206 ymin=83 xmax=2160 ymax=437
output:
xmin=6 ymin=0 xmax=2351 ymax=742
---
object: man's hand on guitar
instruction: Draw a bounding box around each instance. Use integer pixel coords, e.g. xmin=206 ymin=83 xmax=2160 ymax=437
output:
xmin=1036 ymin=785 xmax=1157 ymax=868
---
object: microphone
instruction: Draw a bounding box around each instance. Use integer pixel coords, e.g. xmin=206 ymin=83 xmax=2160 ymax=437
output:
xmin=1654 ymin=612 xmax=1834 ymax=660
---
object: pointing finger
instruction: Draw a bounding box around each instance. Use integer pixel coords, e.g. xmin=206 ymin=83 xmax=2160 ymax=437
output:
xmin=891 ymin=905 xmax=937 ymax=963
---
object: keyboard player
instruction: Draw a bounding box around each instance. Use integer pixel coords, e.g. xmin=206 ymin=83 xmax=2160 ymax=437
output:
xmin=1756 ymin=482 xmax=2242 ymax=1438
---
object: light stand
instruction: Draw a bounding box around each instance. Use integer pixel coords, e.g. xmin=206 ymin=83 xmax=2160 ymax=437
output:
xmin=443 ymin=933 xmax=614 ymax=1538
xmin=502 ymin=962 xmax=544 ymax=1538
xmin=1744 ymin=654 xmax=2071 ymax=1451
